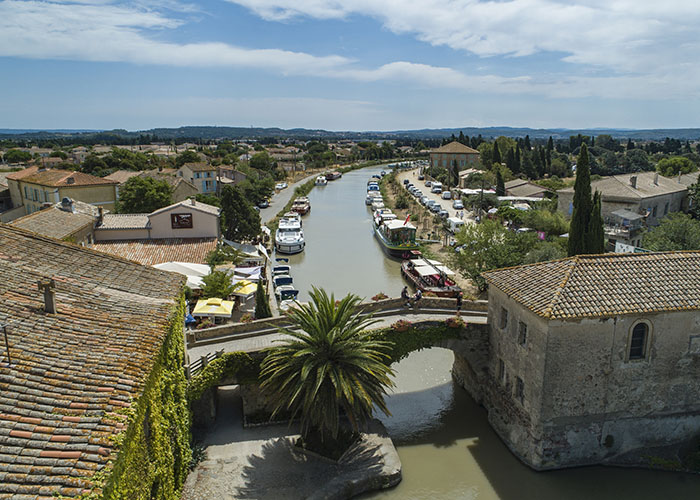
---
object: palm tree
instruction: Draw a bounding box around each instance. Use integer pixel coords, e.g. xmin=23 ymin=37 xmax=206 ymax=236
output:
xmin=260 ymin=287 xmax=395 ymax=449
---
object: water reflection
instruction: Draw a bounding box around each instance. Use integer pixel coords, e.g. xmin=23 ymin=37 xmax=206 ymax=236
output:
xmin=365 ymin=348 xmax=700 ymax=500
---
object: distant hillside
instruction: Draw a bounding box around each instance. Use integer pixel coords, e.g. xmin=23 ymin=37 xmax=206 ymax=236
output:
xmin=1 ymin=125 xmax=699 ymax=142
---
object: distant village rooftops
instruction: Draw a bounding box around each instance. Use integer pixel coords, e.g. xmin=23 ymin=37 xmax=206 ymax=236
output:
xmin=483 ymin=251 xmax=700 ymax=320
xmin=6 ymin=166 xmax=117 ymax=187
xmin=0 ymin=223 xmax=184 ymax=497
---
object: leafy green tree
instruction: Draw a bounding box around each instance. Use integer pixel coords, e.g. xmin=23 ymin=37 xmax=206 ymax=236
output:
xmin=642 ymin=213 xmax=700 ymax=251
xmin=220 ymin=185 xmax=261 ymax=241
xmin=568 ymin=144 xmax=592 ymax=256
xmin=254 ymin=281 xmax=272 ymax=319
xmin=3 ymin=149 xmax=33 ymax=163
xmin=117 ymin=176 xmax=172 ymax=213
xmin=200 ymin=270 xmax=240 ymax=299
xmin=175 ymin=150 xmax=201 ymax=167
xmin=195 ymin=193 xmax=221 ymax=208
xmin=495 ymin=170 xmax=505 ymax=196
xmin=454 ymin=219 xmax=537 ymax=291
xmin=586 ymin=191 xmax=605 ymax=253
xmin=492 ymin=142 xmax=501 ymax=165
xmin=80 ymin=153 xmax=111 ymax=176
xmin=205 ymin=244 xmax=244 ymax=269
xmin=260 ymin=288 xmax=394 ymax=452
xmin=688 ymin=179 xmax=700 ymax=220
xmin=50 ymin=151 xmax=68 ymax=160
xmin=523 ymin=241 xmax=567 ymax=263
xmin=249 ymin=152 xmax=273 ymax=171
xmin=656 ymin=156 xmax=697 ymax=177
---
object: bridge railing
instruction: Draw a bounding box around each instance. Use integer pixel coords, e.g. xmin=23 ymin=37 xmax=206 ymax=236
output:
xmin=186 ymin=349 xmax=224 ymax=379
xmin=186 ymin=297 xmax=488 ymax=347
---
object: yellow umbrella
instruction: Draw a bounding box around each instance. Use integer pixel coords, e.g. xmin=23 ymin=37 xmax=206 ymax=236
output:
xmin=232 ymin=279 xmax=258 ymax=297
xmin=192 ymin=297 xmax=235 ymax=317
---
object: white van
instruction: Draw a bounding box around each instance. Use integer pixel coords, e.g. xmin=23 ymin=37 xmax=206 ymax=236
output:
xmin=447 ymin=217 xmax=465 ymax=234
xmin=441 ymin=190 xmax=452 ymax=199
xmin=431 ymin=182 xmax=443 ymax=194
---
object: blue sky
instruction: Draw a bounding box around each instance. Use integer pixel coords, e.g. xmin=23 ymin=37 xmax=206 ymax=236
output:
xmin=1 ymin=0 xmax=699 ymax=131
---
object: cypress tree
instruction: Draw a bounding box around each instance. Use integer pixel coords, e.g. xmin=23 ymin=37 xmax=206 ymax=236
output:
xmin=254 ymin=280 xmax=272 ymax=319
xmin=495 ymin=169 xmax=505 ymax=196
xmin=524 ymin=135 xmax=531 ymax=151
xmin=493 ymin=142 xmax=501 ymax=165
xmin=514 ymin=146 xmax=521 ymax=175
xmin=586 ymin=190 xmax=605 ymax=253
xmin=568 ymin=143 xmax=592 ymax=256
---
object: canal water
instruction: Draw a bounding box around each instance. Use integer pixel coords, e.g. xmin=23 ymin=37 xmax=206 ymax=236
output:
xmin=277 ymin=166 xmax=700 ymax=500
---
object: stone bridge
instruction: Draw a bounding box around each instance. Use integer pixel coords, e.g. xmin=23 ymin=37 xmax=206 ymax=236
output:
xmin=185 ymin=297 xmax=490 ymax=377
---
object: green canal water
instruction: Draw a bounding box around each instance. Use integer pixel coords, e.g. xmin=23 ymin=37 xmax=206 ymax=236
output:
xmin=277 ymin=165 xmax=700 ymax=500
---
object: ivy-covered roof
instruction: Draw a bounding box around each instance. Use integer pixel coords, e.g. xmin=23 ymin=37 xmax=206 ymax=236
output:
xmin=0 ymin=223 xmax=184 ymax=498
xmin=482 ymin=251 xmax=700 ymax=320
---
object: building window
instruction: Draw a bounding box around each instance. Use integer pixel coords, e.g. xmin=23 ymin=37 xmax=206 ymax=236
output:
xmin=498 ymin=359 xmax=505 ymax=385
xmin=171 ymin=213 xmax=193 ymax=229
xmin=629 ymin=322 xmax=649 ymax=360
xmin=664 ymin=202 xmax=669 ymax=215
xmin=652 ymin=205 xmax=658 ymax=217
xmin=500 ymin=307 xmax=508 ymax=330
xmin=515 ymin=377 xmax=525 ymax=403
xmin=518 ymin=321 xmax=527 ymax=346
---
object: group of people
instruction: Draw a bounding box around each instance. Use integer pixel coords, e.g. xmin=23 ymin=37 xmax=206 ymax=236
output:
xmin=401 ymin=286 xmax=422 ymax=308
xmin=401 ymin=286 xmax=464 ymax=314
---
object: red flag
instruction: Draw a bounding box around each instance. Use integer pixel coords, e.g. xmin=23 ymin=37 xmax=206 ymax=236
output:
xmin=404 ymin=214 xmax=410 ymax=225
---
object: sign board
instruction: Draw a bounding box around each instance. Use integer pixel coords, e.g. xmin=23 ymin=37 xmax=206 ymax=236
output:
xmin=614 ymin=242 xmax=650 ymax=254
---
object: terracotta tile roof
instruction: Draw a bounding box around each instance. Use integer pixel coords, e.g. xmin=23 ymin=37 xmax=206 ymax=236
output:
xmin=0 ymin=224 xmax=184 ymax=497
xmin=10 ymin=207 xmax=95 ymax=240
xmin=103 ymin=170 xmax=140 ymax=184
xmin=482 ymin=252 xmax=700 ymax=320
xmin=150 ymin=199 xmax=220 ymax=217
xmin=182 ymin=162 xmax=214 ymax=172
xmin=557 ymin=172 xmax=686 ymax=201
xmin=431 ymin=141 xmax=480 ymax=154
xmin=91 ymin=238 xmax=218 ymax=265
xmin=98 ymin=214 xmax=150 ymax=230
xmin=6 ymin=167 xmax=117 ymax=187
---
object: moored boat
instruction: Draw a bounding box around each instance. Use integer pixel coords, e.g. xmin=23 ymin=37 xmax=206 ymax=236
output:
xmin=291 ymin=197 xmax=311 ymax=215
xmin=275 ymin=216 xmax=305 ymax=254
xmin=315 ymin=175 xmax=328 ymax=186
xmin=365 ymin=192 xmax=382 ymax=205
xmin=373 ymin=219 xmax=420 ymax=258
xmin=326 ymin=171 xmax=342 ymax=180
xmin=400 ymin=257 xmax=461 ymax=297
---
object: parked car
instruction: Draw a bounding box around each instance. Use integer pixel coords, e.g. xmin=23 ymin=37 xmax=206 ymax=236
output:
xmin=258 ymin=199 xmax=270 ymax=208
xmin=453 ymin=199 xmax=464 ymax=209
xmin=403 ymin=179 xmax=410 ymax=185
xmin=439 ymin=209 xmax=449 ymax=218
xmin=420 ymin=196 xmax=430 ymax=205
xmin=425 ymin=180 xmax=432 ymax=187
xmin=430 ymin=204 xmax=441 ymax=213
xmin=275 ymin=182 xmax=288 ymax=190
xmin=441 ymin=191 xmax=452 ymax=199
xmin=418 ymin=174 xmax=425 ymax=180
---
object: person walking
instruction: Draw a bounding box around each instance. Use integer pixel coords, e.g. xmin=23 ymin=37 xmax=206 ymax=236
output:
xmin=456 ymin=291 xmax=463 ymax=317
xmin=401 ymin=286 xmax=410 ymax=307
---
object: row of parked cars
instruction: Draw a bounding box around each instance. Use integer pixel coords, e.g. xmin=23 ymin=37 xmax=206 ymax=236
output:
xmin=404 ymin=178 xmax=465 ymax=213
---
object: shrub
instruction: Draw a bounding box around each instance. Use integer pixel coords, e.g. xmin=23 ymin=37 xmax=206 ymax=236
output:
xmin=445 ymin=316 xmax=466 ymax=329
xmin=391 ymin=319 xmax=412 ymax=332
xmin=371 ymin=292 xmax=389 ymax=301
xmin=240 ymin=313 xmax=254 ymax=323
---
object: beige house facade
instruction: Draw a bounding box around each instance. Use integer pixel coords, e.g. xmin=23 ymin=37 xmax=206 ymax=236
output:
xmin=94 ymin=199 xmax=220 ymax=241
xmin=5 ymin=167 xmax=117 ymax=220
xmin=479 ymin=252 xmax=700 ymax=470
xmin=429 ymin=141 xmax=480 ymax=171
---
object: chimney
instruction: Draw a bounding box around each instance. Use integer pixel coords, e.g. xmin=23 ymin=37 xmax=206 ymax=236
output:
xmin=190 ymin=197 xmax=196 ymax=206
xmin=66 ymin=177 xmax=75 ymax=185
xmin=37 ymin=279 xmax=57 ymax=314
xmin=678 ymin=172 xmax=682 ymax=184
xmin=60 ymin=197 xmax=73 ymax=212
xmin=630 ymin=176 xmax=637 ymax=189
xmin=97 ymin=207 xmax=104 ymax=225
xmin=654 ymin=173 xmax=658 ymax=185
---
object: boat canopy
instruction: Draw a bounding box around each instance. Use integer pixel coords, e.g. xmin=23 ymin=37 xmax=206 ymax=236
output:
xmin=384 ymin=219 xmax=416 ymax=230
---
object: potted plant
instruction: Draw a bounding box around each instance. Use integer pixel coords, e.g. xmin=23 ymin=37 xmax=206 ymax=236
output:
xmin=391 ymin=319 xmax=412 ymax=332
xmin=445 ymin=316 xmax=466 ymax=329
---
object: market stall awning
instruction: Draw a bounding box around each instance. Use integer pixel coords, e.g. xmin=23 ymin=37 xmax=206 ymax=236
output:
xmin=153 ymin=261 xmax=210 ymax=289
xmin=232 ymin=280 xmax=257 ymax=297
xmin=193 ymin=297 xmax=235 ymax=317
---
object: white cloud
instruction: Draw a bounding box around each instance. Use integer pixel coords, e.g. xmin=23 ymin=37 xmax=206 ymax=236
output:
xmin=228 ymin=0 xmax=700 ymax=75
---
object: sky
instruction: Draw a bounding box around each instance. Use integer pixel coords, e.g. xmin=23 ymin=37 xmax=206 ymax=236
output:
xmin=1 ymin=0 xmax=700 ymax=131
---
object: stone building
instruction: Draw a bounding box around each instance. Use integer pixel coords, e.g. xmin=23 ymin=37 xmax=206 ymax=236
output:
xmin=429 ymin=141 xmax=480 ymax=171
xmin=479 ymin=252 xmax=700 ymax=470
xmin=557 ymin=171 xmax=687 ymax=227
